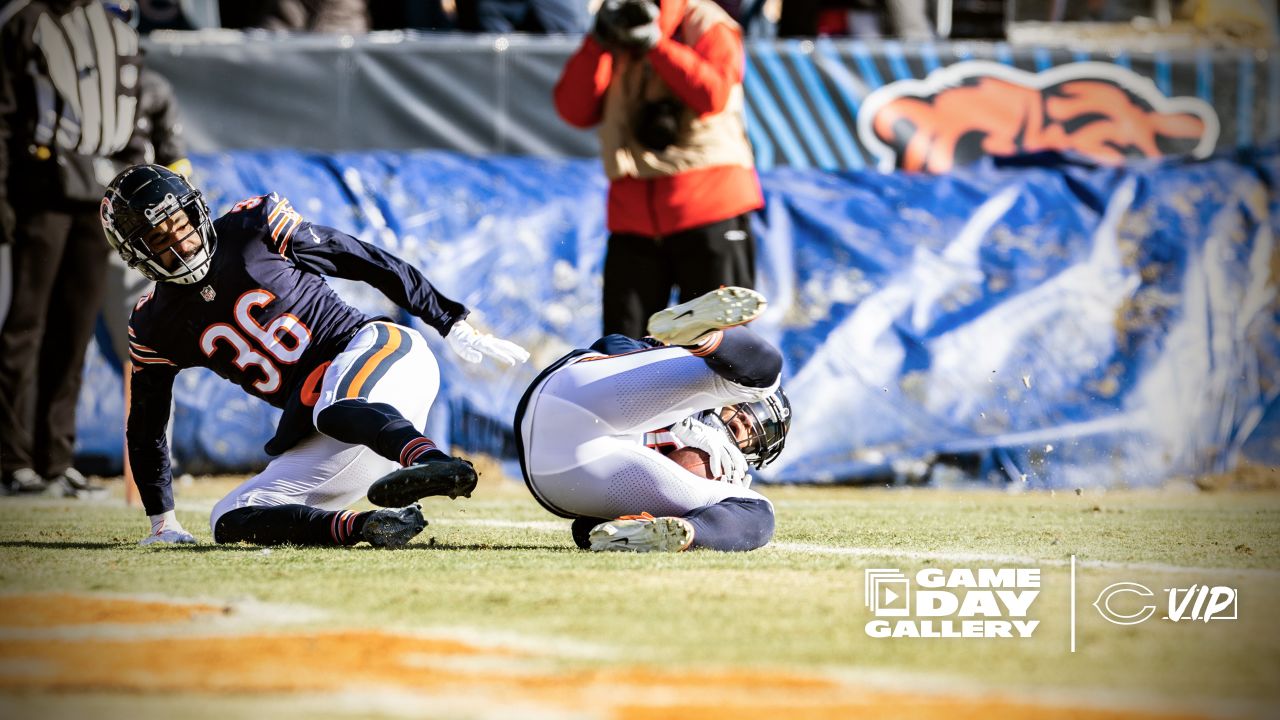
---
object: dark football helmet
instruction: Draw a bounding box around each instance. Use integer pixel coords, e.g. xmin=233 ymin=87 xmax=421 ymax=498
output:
xmin=713 ymin=387 xmax=792 ymax=469
xmin=101 ymin=164 xmax=216 ymax=285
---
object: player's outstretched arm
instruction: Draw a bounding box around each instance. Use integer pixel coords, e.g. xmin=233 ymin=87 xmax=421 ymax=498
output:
xmin=285 ymin=219 xmax=529 ymax=366
xmin=445 ymin=319 xmax=530 ymax=366
xmin=126 ymin=362 xmax=193 ymax=545
xmin=286 ymin=220 xmax=469 ymax=336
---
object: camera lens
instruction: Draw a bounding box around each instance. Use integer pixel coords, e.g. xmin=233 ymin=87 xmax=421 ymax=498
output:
xmin=635 ymin=99 xmax=683 ymax=151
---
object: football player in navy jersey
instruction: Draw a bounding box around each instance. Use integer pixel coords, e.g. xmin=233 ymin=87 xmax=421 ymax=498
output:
xmin=515 ymin=286 xmax=791 ymax=552
xmin=101 ymin=164 xmax=529 ymax=548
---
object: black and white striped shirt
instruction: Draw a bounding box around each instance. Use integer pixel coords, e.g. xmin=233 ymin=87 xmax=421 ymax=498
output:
xmin=1 ymin=0 xmax=142 ymax=188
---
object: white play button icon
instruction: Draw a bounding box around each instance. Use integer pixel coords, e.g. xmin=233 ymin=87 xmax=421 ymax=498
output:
xmin=865 ymin=570 xmax=910 ymax=616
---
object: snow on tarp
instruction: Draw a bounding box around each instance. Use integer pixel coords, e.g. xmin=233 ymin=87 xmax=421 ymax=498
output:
xmin=76 ymin=148 xmax=1279 ymax=486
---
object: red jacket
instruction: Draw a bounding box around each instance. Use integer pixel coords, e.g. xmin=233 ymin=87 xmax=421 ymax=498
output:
xmin=553 ymin=1 xmax=763 ymax=237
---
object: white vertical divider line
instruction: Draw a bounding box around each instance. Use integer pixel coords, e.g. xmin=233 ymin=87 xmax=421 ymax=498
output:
xmin=1070 ymin=554 xmax=1077 ymax=653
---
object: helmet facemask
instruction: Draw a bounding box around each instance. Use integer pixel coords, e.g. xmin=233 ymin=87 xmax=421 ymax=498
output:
xmin=715 ymin=387 xmax=792 ymax=469
xmin=101 ymin=165 xmax=217 ymax=285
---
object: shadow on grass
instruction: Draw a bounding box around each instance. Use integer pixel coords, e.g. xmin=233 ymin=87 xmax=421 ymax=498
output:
xmin=0 ymin=540 xmax=577 ymax=552
xmin=405 ymin=542 xmax=578 ymax=552
xmin=0 ymin=540 xmax=131 ymax=550
xmin=213 ymin=542 xmax=577 ymax=552
xmin=0 ymin=540 xmax=250 ymax=552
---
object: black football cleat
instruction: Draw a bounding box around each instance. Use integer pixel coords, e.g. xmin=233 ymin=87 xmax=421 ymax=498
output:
xmin=362 ymin=504 xmax=427 ymax=549
xmin=366 ymin=455 xmax=478 ymax=508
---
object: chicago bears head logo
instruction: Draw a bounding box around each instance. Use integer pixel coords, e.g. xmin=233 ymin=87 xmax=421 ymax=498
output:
xmin=856 ymin=61 xmax=1220 ymax=173
xmin=99 ymin=196 xmax=115 ymax=232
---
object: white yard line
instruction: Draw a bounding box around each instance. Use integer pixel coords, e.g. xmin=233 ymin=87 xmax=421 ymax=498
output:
xmin=0 ymin=590 xmax=608 ymax=660
xmin=176 ymin=500 xmax=216 ymax=513
xmin=174 ymin=505 xmax=569 ymax=532
xmin=444 ymin=519 xmax=1279 ymax=578
xmin=437 ymin=518 xmax=566 ymax=532
xmin=0 ymin=592 xmax=328 ymax=641
xmin=174 ymin=508 xmax=1278 ymax=578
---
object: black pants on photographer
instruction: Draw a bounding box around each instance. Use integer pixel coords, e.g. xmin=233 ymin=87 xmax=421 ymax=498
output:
xmin=602 ymin=213 xmax=756 ymax=339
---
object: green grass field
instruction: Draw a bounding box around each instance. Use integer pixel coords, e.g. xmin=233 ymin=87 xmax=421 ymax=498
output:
xmin=1 ymin=473 xmax=1278 ymax=720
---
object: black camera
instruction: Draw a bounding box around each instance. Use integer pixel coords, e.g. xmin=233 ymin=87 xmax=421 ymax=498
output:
xmin=634 ymin=98 xmax=684 ymax=152
xmin=594 ymin=0 xmax=660 ymax=50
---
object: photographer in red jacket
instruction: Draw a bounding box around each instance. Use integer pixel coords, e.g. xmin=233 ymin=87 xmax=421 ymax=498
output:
xmin=554 ymin=0 xmax=763 ymax=338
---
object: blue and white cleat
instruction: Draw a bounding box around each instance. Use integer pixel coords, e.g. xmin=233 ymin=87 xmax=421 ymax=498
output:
xmin=646 ymin=286 xmax=766 ymax=346
xmin=588 ymin=512 xmax=695 ymax=553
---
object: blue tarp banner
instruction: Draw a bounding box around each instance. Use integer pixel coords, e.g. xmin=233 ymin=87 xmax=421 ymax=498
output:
xmin=76 ymin=148 xmax=1280 ymax=486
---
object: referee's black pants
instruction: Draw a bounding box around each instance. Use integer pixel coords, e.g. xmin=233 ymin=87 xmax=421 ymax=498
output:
xmin=602 ymin=213 xmax=756 ymax=339
xmin=0 ymin=202 xmax=109 ymax=478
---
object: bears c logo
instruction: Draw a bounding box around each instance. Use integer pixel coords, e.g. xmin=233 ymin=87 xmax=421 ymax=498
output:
xmin=856 ymin=61 xmax=1220 ymax=173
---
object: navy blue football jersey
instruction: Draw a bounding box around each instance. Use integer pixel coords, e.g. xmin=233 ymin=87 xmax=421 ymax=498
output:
xmin=126 ymin=193 xmax=467 ymax=515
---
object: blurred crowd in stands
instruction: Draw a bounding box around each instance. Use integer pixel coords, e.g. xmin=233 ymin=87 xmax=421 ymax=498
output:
xmin=115 ymin=0 xmax=1280 ymax=45
xmin=128 ymin=0 xmax=1004 ymax=39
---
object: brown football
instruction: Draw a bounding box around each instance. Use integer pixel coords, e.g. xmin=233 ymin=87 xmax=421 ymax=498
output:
xmin=668 ymin=446 xmax=714 ymax=479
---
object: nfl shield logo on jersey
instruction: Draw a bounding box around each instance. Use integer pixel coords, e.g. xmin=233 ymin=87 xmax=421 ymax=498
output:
xmin=200 ymin=285 xmax=216 ymax=302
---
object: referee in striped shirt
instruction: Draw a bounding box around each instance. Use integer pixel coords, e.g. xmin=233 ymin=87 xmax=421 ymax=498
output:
xmin=0 ymin=0 xmax=142 ymax=495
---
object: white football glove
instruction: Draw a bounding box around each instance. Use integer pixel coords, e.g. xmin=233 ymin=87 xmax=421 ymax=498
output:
xmin=446 ymin=320 xmax=530 ymax=366
xmin=669 ymin=416 xmax=750 ymax=487
xmin=140 ymin=510 xmax=197 ymax=546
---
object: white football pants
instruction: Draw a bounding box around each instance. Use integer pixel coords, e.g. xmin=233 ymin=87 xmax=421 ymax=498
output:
xmin=520 ymin=345 xmax=773 ymax=520
xmin=210 ymin=321 xmax=439 ymax=537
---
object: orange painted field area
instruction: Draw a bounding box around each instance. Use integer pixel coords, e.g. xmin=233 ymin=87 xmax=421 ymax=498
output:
xmin=0 ymin=593 xmax=1208 ymax=720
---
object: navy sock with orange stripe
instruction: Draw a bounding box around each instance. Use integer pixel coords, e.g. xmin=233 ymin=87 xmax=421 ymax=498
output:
xmin=688 ymin=325 xmax=782 ymax=389
xmin=315 ymin=399 xmax=445 ymax=466
xmin=396 ymin=436 xmax=449 ymax=466
xmin=214 ymin=505 xmax=372 ymax=546
xmin=682 ymin=497 xmax=775 ymax=551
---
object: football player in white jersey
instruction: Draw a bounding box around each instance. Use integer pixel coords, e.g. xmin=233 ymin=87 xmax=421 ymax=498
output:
xmin=499 ymin=286 xmax=791 ymax=552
